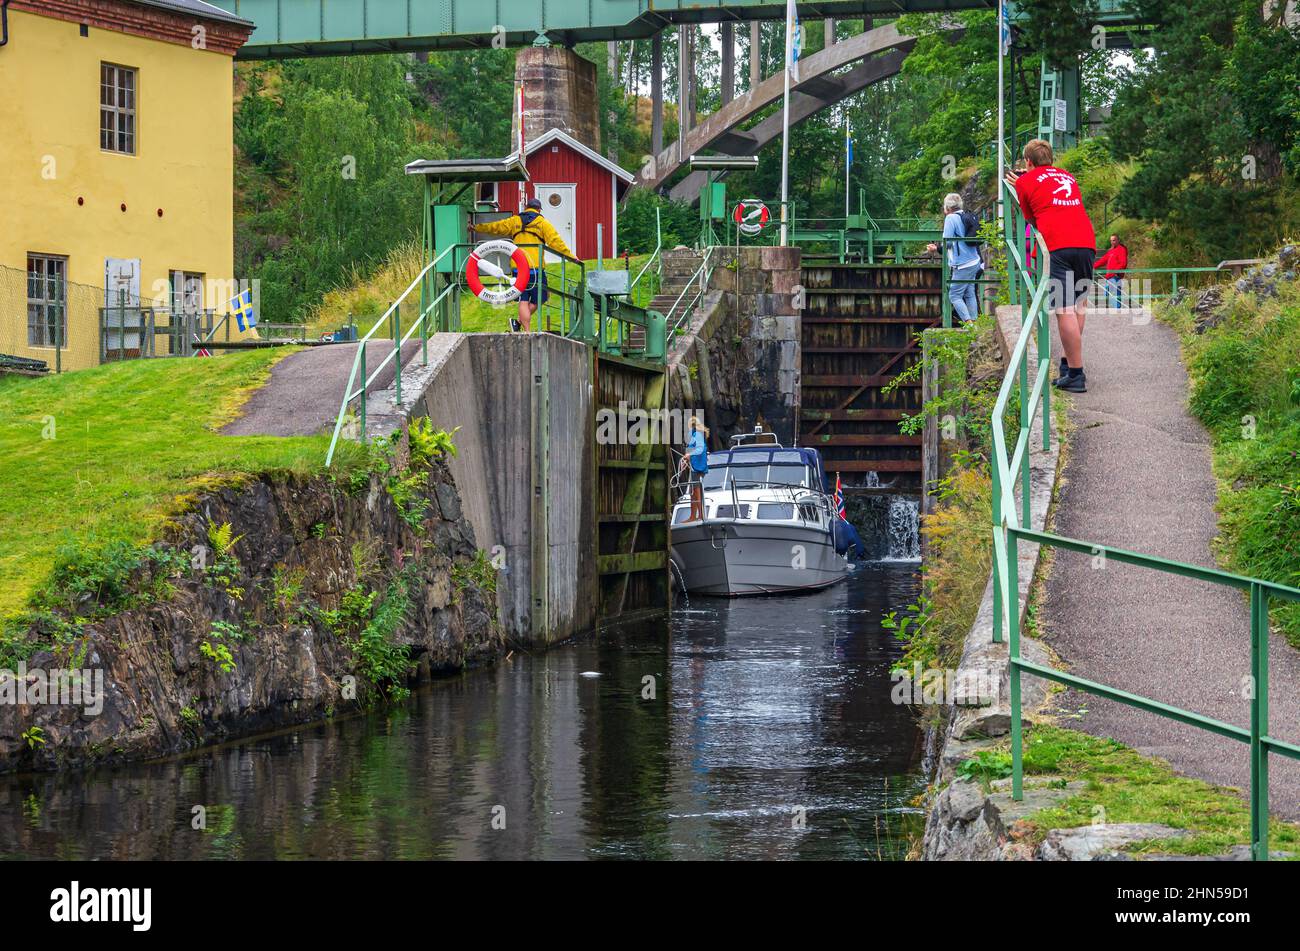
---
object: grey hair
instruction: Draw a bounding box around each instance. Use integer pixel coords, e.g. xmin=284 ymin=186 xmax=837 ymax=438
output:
xmin=943 ymin=192 xmax=963 ymax=213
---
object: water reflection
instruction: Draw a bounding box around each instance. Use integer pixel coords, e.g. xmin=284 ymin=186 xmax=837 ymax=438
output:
xmin=0 ymin=564 xmax=922 ymax=860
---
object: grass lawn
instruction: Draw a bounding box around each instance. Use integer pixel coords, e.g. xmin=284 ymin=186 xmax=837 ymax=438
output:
xmin=0 ymin=349 xmax=353 ymax=624
xmin=958 ymin=725 xmax=1300 ymax=857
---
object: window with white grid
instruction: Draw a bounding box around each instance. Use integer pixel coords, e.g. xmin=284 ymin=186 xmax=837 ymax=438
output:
xmin=27 ymin=254 xmax=68 ymax=348
xmin=100 ymin=63 xmax=136 ymax=154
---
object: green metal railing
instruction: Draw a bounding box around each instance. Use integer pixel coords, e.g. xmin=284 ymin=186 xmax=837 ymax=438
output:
xmin=715 ymin=198 xmax=941 ymax=263
xmin=663 ymin=245 xmax=723 ymax=340
xmin=992 ymin=178 xmax=1300 ymax=859
xmin=937 ymin=233 xmax=1005 ymax=329
xmin=324 ymin=246 xmax=455 ymax=466
xmin=1090 ymin=266 xmax=1223 ymax=307
xmin=324 ymin=239 xmax=667 ymax=465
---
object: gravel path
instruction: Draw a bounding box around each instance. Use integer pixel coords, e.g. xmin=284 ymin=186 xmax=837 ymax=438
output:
xmin=222 ymin=339 xmax=422 ymax=437
xmin=1039 ymin=306 xmax=1300 ymax=818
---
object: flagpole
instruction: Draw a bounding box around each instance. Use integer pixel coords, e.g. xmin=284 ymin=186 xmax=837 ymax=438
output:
xmin=844 ymin=117 xmax=851 ymax=218
xmin=780 ymin=3 xmax=793 ymax=246
xmin=996 ymin=0 xmax=1006 ymax=232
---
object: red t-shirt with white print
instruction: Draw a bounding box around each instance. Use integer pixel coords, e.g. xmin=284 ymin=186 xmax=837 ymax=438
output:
xmin=1014 ymin=165 xmax=1096 ymax=252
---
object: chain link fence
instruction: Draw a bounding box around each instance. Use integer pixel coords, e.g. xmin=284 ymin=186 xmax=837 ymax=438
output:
xmin=1 ymin=265 xmax=229 ymax=372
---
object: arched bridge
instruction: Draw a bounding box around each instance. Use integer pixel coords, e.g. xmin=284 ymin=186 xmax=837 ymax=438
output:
xmin=640 ymin=23 xmax=925 ymax=200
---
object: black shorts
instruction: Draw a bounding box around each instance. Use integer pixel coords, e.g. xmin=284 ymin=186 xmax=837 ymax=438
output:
xmin=520 ymin=269 xmax=549 ymax=306
xmin=1047 ymin=246 xmax=1095 ymax=310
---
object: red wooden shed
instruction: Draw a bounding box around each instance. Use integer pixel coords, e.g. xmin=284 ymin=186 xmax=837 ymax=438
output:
xmin=483 ymin=128 xmax=635 ymax=261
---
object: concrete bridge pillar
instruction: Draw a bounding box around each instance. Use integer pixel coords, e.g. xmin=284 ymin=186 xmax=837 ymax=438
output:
xmin=825 ymin=19 xmax=835 ymax=47
xmin=721 ymin=22 xmax=735 ymax=104
xmin=749 ymin=22 xmax=761 ymax=88
xmin=514 ymin=45 xmax=601 ymax=151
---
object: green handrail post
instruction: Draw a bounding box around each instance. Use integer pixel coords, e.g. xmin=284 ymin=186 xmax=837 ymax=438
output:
xmin=991 ymin=462 xmax=1003 ymax=644
xmin=1019 ymin=319 xmax=1030 ymax=529
xmin=393 ymin=303 xmax=402 ymax=408
xmin=1008 ymin=527 xmax=1023 ymax=801
xmin=1251 ymin=581 xmax=1269 ymax=860
xmin=1040 ymin=290 xmax=1051 ymax=452
xmin=359 ymin=342 xmax=368 ymax=444
xmin=645 ymin=309 xmax=666 ymax=361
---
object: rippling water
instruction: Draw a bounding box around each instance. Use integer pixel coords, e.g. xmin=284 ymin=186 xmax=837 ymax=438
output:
xmin=0 ymin=563 xmax=923 ymax=860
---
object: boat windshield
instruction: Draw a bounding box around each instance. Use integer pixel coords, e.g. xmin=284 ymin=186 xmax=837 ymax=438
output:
xmin=698 ymin=450 xmax=818 ymax=491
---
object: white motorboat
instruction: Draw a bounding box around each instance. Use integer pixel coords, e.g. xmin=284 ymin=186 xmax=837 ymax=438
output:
xmin=669 ymin=428 xmax=860 ymax=596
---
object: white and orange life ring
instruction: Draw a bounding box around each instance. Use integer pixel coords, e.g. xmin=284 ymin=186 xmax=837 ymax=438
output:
xmin=733 ymin=199 xmax=770 ymax=236
xmin=465 ymin=239 xmax=531 ymax=305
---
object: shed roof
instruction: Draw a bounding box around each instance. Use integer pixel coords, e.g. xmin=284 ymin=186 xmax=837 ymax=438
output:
xmin=525 ymin=128 xmax=636 ymax=185
xmin=404 ymin=154 xmax=530 ymax=183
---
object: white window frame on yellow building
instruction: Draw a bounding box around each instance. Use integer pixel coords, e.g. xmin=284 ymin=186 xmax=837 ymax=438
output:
xmin=100 ymin=62 xmax=138 ymax=156
xmin=27 ymin=253 xmax=68 ymax=349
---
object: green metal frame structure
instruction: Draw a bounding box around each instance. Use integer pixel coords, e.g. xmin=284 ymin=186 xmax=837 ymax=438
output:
xmin=213 ymin=1 xmax=993 ymax=58
xmin=992 ymin=179 xmax=1300 ymax=860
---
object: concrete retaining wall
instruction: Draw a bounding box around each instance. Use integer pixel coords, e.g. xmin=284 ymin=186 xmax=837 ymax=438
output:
xmin=377 ymin=332 xmax=598 ymax=646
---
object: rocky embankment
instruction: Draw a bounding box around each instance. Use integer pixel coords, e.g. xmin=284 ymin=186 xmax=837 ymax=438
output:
xmin=0 ymin=448 xmax=502 ymax=773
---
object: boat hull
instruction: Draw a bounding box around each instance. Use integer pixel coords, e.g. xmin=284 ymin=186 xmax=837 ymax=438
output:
xmin=670 ymin=519 xmax=849 ymax=596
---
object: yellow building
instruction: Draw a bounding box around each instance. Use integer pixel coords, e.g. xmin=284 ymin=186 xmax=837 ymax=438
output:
xmin=0 ymin=0 xmax=254 ymax=371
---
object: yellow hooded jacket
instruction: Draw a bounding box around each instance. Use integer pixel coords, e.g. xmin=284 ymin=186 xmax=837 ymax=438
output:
xmin=473 ymin=211 xmax=576 ymax=269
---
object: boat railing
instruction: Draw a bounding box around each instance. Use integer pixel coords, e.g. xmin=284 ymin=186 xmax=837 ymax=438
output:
xmin=672 ymin=477 xmax=834 ymax=527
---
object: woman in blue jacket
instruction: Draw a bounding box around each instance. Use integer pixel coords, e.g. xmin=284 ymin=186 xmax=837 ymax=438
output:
xmin=680 ymin=416 xmax=710 ymax=521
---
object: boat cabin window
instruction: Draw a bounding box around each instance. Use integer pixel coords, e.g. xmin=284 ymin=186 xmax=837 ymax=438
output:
xmin=672 ymin=506 xmax=692 ymax=524
xmin=798 ymin=502 xmax=820 ymax=521
xmin=727 ymin=463 xmax=770 ymax=487
xmin=756 ymin=502 xmax=796 ymax=520
xmin=713 ymin=504 xmax=751 ymax=519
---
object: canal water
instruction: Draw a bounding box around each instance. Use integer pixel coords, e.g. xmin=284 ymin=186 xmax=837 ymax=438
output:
xmin=0 ymin=562 xmax=923 ymax=861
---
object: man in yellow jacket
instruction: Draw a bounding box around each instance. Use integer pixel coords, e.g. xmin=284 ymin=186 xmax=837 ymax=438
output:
xmin=471 ymin=197 xmax=576 ymax=332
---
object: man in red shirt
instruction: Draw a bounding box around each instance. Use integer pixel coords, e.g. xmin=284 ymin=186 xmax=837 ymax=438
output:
xmin=1094 ymin=234 xmax=1129 ymax=309
xmin=1007 ymin=139 xmax=1096 ymax=393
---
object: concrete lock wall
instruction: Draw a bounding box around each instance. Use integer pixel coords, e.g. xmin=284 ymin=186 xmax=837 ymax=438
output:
xmin=411 ymin=333 xmax=597 ymax=645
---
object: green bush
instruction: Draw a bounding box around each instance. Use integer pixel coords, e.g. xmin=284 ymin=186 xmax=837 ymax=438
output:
xmin=1171 ymin=279 xmax=1300 ymax=645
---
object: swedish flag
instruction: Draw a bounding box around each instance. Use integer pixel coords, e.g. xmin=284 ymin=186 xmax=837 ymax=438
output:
xmin=230 ymin=288 xmax=256 ymax=332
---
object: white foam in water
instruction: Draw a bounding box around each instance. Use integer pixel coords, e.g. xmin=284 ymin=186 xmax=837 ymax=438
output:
xmin=883 ymin=497 xmax=920 ymax=562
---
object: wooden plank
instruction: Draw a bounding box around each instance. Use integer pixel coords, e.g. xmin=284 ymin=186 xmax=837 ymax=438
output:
xmin=600 ymin=513 xmax=667 ymax=523
xmin=599 ymin=459 xmax=667 ymax=470
xmin=825 ymin=460 xmax=922 ymax=472
xmin=801 ymin=316 xmax=941 ymax=324
xmin=800 ymin=409 xmax=905 ymax=421
xmin=801 ymin=346 xmax=924 ymax=353
xmin=802 ymin=286 xmax=939 ymax=295
xmin=803 ymin=375 xmax=920 ymax=387
xmin=805 ymin=434 xmax=923 ymax=446
xmin=599 ymin=551 xmax=668 ymax=575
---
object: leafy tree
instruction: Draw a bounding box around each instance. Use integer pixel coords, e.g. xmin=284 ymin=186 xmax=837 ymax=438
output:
xmin=235 ymin=56 xmax=425 ymax=320
xmin=1108 ymin=0 xmax=1299 ymax=258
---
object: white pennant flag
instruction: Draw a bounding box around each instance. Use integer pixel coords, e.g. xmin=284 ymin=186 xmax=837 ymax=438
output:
xmin=786 ymin=0 xmax=802 ymax=83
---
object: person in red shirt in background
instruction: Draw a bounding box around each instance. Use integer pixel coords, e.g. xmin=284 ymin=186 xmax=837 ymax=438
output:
xmin=1006 ymin=138 xmax=1097 ymax=393
xmin=1094 ymin=234 xmax=1129 ymax=310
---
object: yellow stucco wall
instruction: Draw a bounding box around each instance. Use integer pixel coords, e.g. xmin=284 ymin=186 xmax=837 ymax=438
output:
xmin=0 ymin=9 xmax=248 ymax=371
